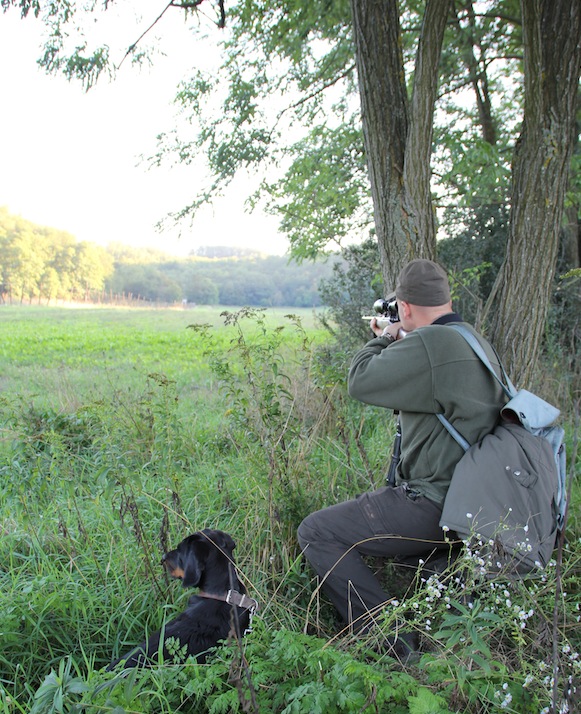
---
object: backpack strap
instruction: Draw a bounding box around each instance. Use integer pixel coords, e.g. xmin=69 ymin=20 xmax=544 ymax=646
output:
xmin=446 ymin=323 xmax=517 ymax=398
xmin=436 ymin=324 xmax=515 ymax=452
xmin=436 ymin=413 xmax=471 ymax=451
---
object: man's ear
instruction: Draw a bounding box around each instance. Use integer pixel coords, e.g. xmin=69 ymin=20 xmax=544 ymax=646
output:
xmin=398 ymin=300 xmax=411 ymax=320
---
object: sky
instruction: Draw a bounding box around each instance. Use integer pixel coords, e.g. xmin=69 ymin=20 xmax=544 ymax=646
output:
xmin=0 ymin=4 xmax=288 ymax=257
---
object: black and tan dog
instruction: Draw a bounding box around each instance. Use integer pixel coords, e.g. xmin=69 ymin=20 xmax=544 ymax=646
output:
xmin=108 ymin=529 xmax=257 ymax=669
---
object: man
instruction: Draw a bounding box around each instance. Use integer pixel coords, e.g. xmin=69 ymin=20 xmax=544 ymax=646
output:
xmin=297 ymin=259 xmax=506 ymax=658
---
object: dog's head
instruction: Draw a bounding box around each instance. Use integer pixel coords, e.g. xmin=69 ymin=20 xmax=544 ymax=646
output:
xmin=162 ymin=529 xmax=236 ymax=588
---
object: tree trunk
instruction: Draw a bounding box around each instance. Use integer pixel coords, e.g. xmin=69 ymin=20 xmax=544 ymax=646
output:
xmin=560 ymin=86 xmax=580 ymax=270
xmin=486 ymin=0 xmax=581 ymax=386
xmin=350 ymin=0 xmax=449 ymax=292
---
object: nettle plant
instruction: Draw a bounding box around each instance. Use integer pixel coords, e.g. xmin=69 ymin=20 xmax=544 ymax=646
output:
xmin=188 ymin=308 xmax=311 ymax=460
xmin=187 ymin=309 xmax=328 ymax=530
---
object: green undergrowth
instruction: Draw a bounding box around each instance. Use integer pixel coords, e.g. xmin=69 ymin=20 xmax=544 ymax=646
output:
xmin=0 ymin=306 xmax=579 ymax=713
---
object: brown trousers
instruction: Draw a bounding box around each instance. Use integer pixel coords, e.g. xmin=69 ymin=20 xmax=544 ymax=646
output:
xmin=297 ymin=485 xmax=449 ymax=632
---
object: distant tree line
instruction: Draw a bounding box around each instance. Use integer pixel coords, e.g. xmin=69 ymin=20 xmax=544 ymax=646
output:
xmin=0 ymin=208 xmax=336 ymax=307
xmin=0 ymin=207 xmax=114 ymax=304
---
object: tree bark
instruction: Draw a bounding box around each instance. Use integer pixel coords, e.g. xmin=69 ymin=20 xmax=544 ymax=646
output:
xmin=350 ymin=0 xmax=449 ymax=292
xmin=486 ymin=0 xmax=581 ymax=385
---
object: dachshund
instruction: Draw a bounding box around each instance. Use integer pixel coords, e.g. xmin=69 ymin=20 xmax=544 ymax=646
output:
xmin=108 ymin=529 xmax=257 ymax=669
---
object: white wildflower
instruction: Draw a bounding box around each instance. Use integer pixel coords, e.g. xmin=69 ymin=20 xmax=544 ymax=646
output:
xmin=500 ymin=693 xmax=513 ymax=708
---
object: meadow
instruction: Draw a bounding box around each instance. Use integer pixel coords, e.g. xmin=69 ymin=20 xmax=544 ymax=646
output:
xmin=0 ymin=305 xmax=579 ymax=714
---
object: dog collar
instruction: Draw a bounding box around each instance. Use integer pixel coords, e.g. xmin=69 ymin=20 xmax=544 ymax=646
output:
xmin=197 ymin=589 xmax=258 ymax=611
xmin=226 ymin=589 xmax=259 ymax=610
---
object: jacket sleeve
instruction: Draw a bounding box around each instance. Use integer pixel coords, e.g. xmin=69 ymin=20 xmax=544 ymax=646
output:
xmin=348 ymin=331 xmax=435 ymax=413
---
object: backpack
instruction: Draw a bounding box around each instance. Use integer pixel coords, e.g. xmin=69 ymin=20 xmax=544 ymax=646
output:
xmin=438 ymin=324 xmax=567 ymax=573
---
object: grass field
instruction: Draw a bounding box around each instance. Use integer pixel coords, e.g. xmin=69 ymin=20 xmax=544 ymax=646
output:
xmin=0 ymin=305 xmax=579 ymax=714
xmin=0 ymin=304 xmax=322 ymax=408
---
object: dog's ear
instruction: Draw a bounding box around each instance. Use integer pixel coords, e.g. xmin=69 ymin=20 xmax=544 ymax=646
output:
xmin=217 ymin=531 xmax=236 ymax=554
xmin=181 ymin=536 xmax=210 ymax=588
xmin=202 ymin=529 xmax=236 ymax=555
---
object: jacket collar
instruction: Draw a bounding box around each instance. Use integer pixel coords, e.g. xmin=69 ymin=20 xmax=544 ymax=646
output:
xmin=432 ymin=312 xmax=463 ymax=325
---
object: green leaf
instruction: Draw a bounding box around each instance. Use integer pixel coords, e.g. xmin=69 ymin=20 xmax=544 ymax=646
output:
xmin=408 ymin=686 xmax=453 ymax=714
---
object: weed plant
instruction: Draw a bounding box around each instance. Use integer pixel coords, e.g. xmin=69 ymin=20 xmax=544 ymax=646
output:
xmin=0 ymin=306 xmax=578 ymax=713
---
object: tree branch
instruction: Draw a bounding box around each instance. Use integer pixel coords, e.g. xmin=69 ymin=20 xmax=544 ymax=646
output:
xmin=276 ymin=64 xmax=355 ymax=121
xmin=118 ymin=1 xmax=174 ymax=69
xmin=118 ymin=0 xmax=226 ymax=70
xmin=171 ymin=0 xmax=225 ymax=28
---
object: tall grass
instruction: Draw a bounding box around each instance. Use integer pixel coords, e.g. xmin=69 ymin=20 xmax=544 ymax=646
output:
xmin=0 ymin=305 xmax=579 ymax=713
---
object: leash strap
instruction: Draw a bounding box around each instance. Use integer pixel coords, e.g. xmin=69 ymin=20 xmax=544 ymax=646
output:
xmin=227 ymin=563 xmax=258 ymax=638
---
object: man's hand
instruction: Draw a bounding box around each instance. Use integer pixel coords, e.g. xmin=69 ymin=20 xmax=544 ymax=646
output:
xmin=370 ymin=318 xmax=404 ymax=340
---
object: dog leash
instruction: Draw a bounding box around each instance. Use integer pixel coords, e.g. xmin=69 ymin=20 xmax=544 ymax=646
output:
xmin=230 ymin=563 xmax=258 ymax=638
xmin=226 ymin=565 xmax=260 ymax=711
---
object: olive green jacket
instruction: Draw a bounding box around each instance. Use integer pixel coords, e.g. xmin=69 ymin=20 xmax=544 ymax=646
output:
xmin=348 ymin=320 xmax=506 ymax=506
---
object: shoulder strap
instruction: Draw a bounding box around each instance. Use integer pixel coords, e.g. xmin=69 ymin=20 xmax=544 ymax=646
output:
xmin=436 ymin=323 xmax=516 ymax=452
xmin=446 ymin=323 xmax=517 ymax=398
xmin=436 ymin=413 xmax=470 ymax=451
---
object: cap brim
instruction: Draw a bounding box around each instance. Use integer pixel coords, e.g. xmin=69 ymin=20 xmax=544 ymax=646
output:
xmin=385 ymin=291 xmax=396 ymax=302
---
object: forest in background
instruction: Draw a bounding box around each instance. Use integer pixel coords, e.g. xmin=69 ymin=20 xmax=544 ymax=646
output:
xmin=0 ymin=207 xmax=336 ymax=307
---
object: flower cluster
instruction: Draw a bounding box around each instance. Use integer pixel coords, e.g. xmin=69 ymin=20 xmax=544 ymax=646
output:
xmin=403 ymin=534 xmax=580 ymax=711
xmin=494 ymin=682 xmax=513 ymax=709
